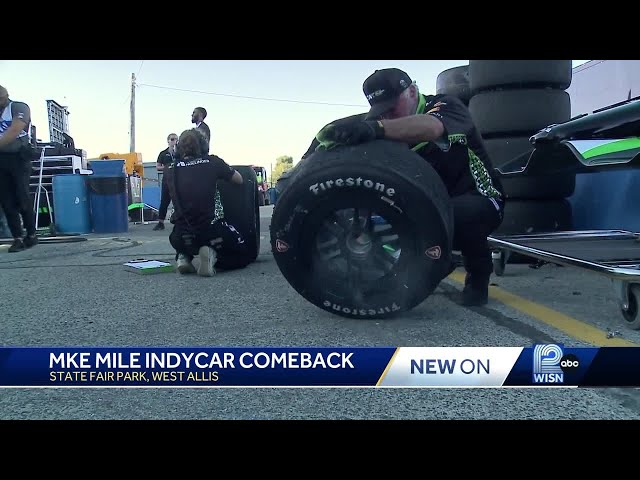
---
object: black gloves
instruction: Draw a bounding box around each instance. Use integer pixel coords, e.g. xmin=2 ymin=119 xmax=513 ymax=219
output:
xmin=324 ymin=120 xmax=385 ymax=146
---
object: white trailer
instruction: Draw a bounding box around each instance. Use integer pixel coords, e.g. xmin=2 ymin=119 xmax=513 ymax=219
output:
xmin=568 ymin=60 xmax=640 ymax=115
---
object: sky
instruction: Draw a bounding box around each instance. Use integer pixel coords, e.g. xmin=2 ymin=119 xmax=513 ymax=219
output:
xmin=1 ymin=60 xmax=591 ymax=175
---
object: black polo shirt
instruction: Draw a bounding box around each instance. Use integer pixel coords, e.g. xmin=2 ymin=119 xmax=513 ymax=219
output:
xmin=412 ymin=93 xmax=504 ymax=200
xmin=165 ymin=154 xmax=235 ymax=229
xmin=156 ymin=147 xmax=175 ymax=168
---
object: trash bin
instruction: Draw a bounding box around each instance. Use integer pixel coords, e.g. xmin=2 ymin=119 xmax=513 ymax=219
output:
xmin=87 ymin=159 xmax=129 ymax=234
xmin=52 ymin=174 xmax=91 ymax=234
xmin=267 ymin=187 xmax=278 ymax=205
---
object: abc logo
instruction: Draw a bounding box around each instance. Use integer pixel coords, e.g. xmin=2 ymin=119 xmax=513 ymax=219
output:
xmin=559 ymin=354 xmax=580 ymax=372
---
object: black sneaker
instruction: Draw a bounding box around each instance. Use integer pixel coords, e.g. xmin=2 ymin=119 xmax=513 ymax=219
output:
xmin=8 ymin=238 xmax=25 ymax=253
xmin=23 ymin=234 xmax=38 ymax=249
xmin=153 ymin=222 xmax=165 ymax=231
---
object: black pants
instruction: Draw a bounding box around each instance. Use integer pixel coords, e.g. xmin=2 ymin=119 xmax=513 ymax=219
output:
xmin=0 ymin=151 xmax=36 ymax=239
xmin=169 ymin=219 xmax=252 ymax=270
xmin=451 ymin=193 xmax=504 ymax=281
xmin=158 ymin=174 xmax=171 ymax=221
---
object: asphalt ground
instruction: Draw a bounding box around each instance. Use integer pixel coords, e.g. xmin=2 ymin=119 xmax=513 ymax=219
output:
xmin=1 ymin=205 xmax=639 ymax=419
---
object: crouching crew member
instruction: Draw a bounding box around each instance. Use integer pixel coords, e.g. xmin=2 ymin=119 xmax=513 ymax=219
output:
xmin=166 ymin=128 xmax=249 ymax=276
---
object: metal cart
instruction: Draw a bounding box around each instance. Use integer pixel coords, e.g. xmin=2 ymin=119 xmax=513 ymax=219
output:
xmin=488 ymin=97 xmax=640 ymax=329
xmin=489 ymin=230 xmax=640 ymax=329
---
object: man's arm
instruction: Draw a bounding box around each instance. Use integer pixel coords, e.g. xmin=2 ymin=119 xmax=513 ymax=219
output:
xmin=0 ymin=102 xmax=30 ymax=148
xmin=379 ymin=115 xmax=444 ymax=144
xmin=381 ymin=96 xmax=472 ymax=144
xmin=156 ymin=151 xmax=165 ymax=171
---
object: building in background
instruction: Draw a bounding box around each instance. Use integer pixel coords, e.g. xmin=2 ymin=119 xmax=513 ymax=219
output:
xmin=46 ymin=100 xmax=71 ymax=144
xmin=568 ymin=60 xmax=640 ymax=115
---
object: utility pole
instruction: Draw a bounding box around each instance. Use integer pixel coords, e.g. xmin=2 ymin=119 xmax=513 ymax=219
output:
xmin=129 ymin=73 xmax=136 ymax=153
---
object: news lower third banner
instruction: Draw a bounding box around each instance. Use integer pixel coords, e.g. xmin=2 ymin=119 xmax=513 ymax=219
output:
xmin=0 ymin=345 xmax=639 ymax=387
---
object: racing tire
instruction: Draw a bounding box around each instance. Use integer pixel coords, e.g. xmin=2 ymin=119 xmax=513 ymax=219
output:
xmin=469 ymin=60 xmax=573 ymax=93
xmin=276 ymin=169 xmax=295 ymax=195
xmin=494 ymin=198 xmax=573 ymax=264
xmin=270 ymin=139 xmax=454 ymax=319
xmin=436 ymin=65 xmax=471 ymax=105
xmin=485 ymin=136 xmax=535 ymax=170
xmin=218 ymin=166 xmax=260 ymax=263
xmin=469 ymin=89 xmax=571 ymax=137
xmin=495 ymin=198 xmax=573 ymax=236
xmin=500 ymin=172 xmax=576 ymax=200
xmin=486 ymin=136 xmax=576 ymax=199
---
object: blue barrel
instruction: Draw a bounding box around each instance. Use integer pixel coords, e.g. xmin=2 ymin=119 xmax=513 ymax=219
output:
xmin=267 ymin=187 xmax=278 ymax=205
xmin=87 ymin=159 xmax=129 ymax=234
xmin=52 ymin=174 xmax=91 ymax=234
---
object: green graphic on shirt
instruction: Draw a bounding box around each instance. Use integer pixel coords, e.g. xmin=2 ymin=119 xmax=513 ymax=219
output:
xmin=460 ymin=134 xmax=501 ymax=199
xmin=214 ymin=190 xmax=224 ymax=220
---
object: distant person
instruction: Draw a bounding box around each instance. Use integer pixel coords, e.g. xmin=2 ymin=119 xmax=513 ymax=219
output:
xmin=0 ymin=85 xmax=38 ymax=252
xmin=153 ymin=132 xmax=178 ymax=231
xmin=191 ymin=107 xmax=211 ymax=150
xmin=165 ymin=128 xmax=250 ymax=276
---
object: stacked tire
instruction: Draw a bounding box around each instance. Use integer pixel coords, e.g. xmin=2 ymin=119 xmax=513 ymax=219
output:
xmin=466 ymin=60 xmax=575 ymax=273
xmin=436 ymin=65 xmax=472 ymax=106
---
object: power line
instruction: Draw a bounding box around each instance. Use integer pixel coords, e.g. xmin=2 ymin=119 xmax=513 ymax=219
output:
xmin=137 ymin=60 xmax=145 ymax=78
xmin=136 ymin=82 xmax=367 ymax=108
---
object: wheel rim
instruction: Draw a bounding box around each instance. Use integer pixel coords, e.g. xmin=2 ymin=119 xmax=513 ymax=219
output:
xmin=310 ymin=207 xmax=408 ymax=304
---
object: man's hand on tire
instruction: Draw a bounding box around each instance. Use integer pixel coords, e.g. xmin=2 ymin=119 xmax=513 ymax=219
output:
xmin=323 ymin=121 xmax=385 ymax=146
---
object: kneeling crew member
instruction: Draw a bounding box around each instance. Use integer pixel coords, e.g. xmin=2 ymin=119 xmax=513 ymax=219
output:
xmin=165 ymin=128 xmax=245 ymax=276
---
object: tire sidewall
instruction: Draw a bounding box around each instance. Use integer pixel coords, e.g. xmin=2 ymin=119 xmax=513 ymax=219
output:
xmin=271 ymin=163 xmax=452 ymax=318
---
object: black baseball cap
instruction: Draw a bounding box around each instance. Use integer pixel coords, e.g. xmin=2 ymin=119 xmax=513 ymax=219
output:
xmin=363 ymin=68 xmax=413 ymax=119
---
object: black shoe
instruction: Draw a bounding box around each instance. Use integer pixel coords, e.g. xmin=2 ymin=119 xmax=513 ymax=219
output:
xmin=23 ymin=234 xmax=38 ymax=248
xmin=459 ymin=284 xmax=489 ymax=306
xmin=153 ymin=222 xmax=165 ymax=231
xmin=8 ymin=238 xmax=25 ymax=253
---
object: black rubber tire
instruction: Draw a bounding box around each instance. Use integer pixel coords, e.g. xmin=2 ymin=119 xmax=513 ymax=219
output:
xmin=495 ymin=198 xmax=573 ymax=236
xmin=622 ymin=284 xmax=640 ymax=330
xmin=270 ymin=139 xmax=454 ymax=319
xmin=217 ymin=166 xmax=260 ymax=263
xmin=486 ymin=136 xmax=576 ymax=199
xmin=276 ymin=168 xmax=295 ymax=195
xmin=494 ymin=198 xmax=573 ymax=265
xmin=501 ymin=172 xmax=576 ymax=200
xmin=484 ymin=136 xmax=535 ymax=170
xmin=436 ymin=65 xmax=471 ymax=105
xmin=469 ymin=60 xmax=573 ymax=93
xmin=492 ymin=250 xmax=507 ymax=276
xmin=469 ymin=89 xmax=571 ymax=137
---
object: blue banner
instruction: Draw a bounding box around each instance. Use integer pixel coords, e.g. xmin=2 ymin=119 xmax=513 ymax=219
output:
xmin=0 ymin=345 xmax=639 ymax=387
xmin=0 ymin=347 xmax=396 ymax=387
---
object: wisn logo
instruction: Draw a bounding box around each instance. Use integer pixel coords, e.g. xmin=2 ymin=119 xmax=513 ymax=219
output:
xmin=532 ymin=344 xmax=580 ymax=384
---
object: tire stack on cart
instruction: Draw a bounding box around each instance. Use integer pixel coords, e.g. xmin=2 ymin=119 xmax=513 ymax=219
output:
xmin=466 ymin=60 xmax=575 ymax=275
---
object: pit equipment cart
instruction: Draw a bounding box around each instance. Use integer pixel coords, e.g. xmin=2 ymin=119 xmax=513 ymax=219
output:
xmin=488 ymin=97 xmax=640 ymax=329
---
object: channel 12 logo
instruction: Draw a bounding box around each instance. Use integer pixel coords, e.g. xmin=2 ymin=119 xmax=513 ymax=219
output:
xmin=532 ymin=344 xmax=580 ymax=384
